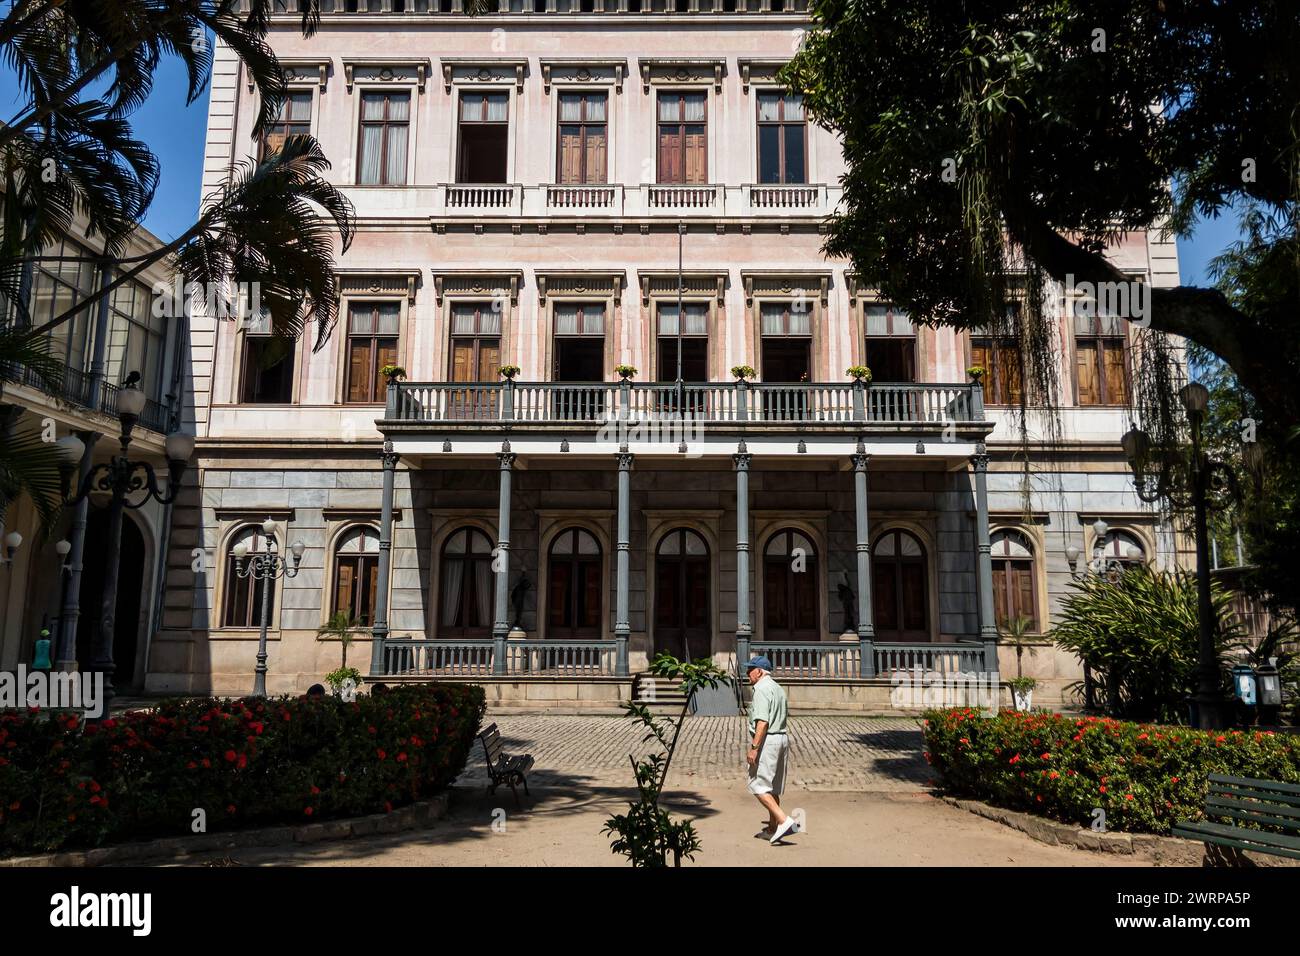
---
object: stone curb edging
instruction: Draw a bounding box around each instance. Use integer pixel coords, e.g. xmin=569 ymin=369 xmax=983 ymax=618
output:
xmin=942 ymin=796 xmax=1207 ymax=865
xmin=0 ymin=791 xmax=451 ymax=868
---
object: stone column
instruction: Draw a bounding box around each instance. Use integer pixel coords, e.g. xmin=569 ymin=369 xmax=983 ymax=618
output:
xmin=614 ymin=447 xmax=633 ymax=676
xmin=492 ymin=444 xmax=516 ymax=675
xmin=971 ymin=443 xmax=1000 ymax=678
xmin=368 ymin=441 xmax=400 ymax=676
xmin=733 ymin=441 xmax=753 ymax=660
xmin=56 ymin=430 xmax=102 ymax=672
xmin=852 ymin=446 xmax=876 ymax=677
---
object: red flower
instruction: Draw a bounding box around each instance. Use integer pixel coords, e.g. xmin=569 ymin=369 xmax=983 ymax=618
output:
xmin=237 ymin=753 xmax=248 ymax=770
xmin=304 ymin=806 xmax=314 ymax=816
xmin=1125 ymin=793 xmax=1135 ymax=801
xmin=1100 ymin=786 xmax=1107 ymax=793
xmin=310 ymin=786 xmax=320 ymax=795
xmin=377 ymin=749 xmax=387 ymax=760
xmin=224 ymin=750 xmax=237 ymax=763
xmin=8 ymin=801 xmax=19 ymax=811
xmin=397 ymin=752 xmax=408 ymax=763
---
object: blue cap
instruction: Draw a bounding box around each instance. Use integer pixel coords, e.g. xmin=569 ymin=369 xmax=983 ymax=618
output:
xmin=744 ymin=656 xmax=773 ymax=672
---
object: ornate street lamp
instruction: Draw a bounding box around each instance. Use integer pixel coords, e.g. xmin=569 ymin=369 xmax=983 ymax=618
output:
xmin=1119 ymin=381 xmax=1245 ymax=729
xmin=1065 ymin=518 xmax=1144 ymax=583
xmin=232 ymin=516 xmax=305 ymax=697
xmin=57 ymin=384 xmax=195 ymax=706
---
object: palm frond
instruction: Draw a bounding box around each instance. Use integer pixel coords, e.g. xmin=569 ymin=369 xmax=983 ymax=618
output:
xmin=0 ymin=425 xmax=66 ymax=531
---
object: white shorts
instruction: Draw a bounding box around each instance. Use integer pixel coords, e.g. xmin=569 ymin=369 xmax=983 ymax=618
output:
xmin=747 ymin=733 xmax=789 ymax=796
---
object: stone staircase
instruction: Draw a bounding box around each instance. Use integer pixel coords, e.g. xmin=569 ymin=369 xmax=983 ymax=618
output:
xmin=631 ymin=673 xmax=691 ymax=712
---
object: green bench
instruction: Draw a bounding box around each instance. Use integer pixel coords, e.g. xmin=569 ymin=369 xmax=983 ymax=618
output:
xmin=1172 ymin=773 xmax=1300 ymax=861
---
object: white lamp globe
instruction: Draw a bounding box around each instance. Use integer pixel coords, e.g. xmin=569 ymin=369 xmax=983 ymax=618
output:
xmin=55 ymin=434 xmax=86 ymax=465
xmin=165 ymin=431 xmax=196 ymax=463
xmin=118 ymin=385 xmax=147 ymax=417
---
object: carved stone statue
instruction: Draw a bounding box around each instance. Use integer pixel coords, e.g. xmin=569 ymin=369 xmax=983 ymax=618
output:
xmin=838 ymin=571 xmax=857 ymax=633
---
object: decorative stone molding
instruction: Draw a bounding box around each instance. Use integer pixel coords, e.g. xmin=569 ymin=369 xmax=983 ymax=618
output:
xmin=637 ymin=270 xmax=727 ymax=306
xmin=441 ymin=58 xmax=528 ymax=94
xmin=335 ymin=268 xmax=421 ymax=304
xmin=637 ymin=57 xmax=725 ymax=94
xmin=428 ymin=269 xmax=524 ymax=307
xmin=342 ymin=58 xmax=431 ymax=94
xmin=737 ymin=58 xmax=789 ymax=94
xmin=249 ymin=58 xmax=331 ymax=92
xmin=539 ymin=58 xmax=628 ymax=95
xmin=535 ymin=271 xmax=626 ymax=305
xmin=214 ymin=508 xmax=296 ymax=522
xmin=740 ymin=270 xmax=832 ymax=307
xmin=322 ymin=508 xmax=404 ymax=523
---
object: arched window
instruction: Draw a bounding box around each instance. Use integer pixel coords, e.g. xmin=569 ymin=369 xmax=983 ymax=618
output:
xmin=655 ymin=528 xmax=710 ymax=660
xmin=991 ymin=529 xmax=1037 ymax=632
xmin=548 ymin=528 xmax=602 ymax=639
xmin=439 ymin=527 xmax=494 ymax=637
xmin=763 ymin=528 xmax=819 ymax=641
xmin=1099 ymin=529 xmax=1146 ymax=564
xmin=223 ymin=525 xmax=274 ymax=627
xmin=873 ymin=529 xmax=928 ymax=641
xmin=332 ymin=527 xmax=380 ymax=626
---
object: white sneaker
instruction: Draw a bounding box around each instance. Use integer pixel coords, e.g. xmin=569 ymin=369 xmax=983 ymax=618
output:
xmin=769 ymin=817 xmax=800 ymax=844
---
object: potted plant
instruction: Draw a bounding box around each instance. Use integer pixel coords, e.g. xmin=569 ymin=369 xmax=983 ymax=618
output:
xmin=1008 ymin=676 xmax=1037 ymax=711
xmin=845 ymin=365 xmax=872 ymax=384
xmin=498 ymin=364 xmax=521 ymax=380
xmin=319 ymin=611 xmax=364 ymax=695
xmin=966 ymin=365 xmax=987 ymax=385
xmin=614 ymin=364 xmax=638 ymax=380
xmin=730 ymin=364 xmax=757 ymax=382
xmin=380 ymin=363 xmax=406 ymax=383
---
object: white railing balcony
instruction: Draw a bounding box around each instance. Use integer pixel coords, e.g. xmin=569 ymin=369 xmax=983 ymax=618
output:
xmin=439 ymin=183 xmax=523 ymax=216
xmin=536 ymin=183 xmax=625 ymax=215
xmin=638 ymin=183 xmax=725 ymax=217
xmin=742 ymin=183 xmax=830 ymax=214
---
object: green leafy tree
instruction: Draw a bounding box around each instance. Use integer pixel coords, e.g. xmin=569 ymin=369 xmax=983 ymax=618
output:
xmin=784 ymin=1 xmax=1300 ymax=609
xmin=1050 ymin=565 xmax=1242 ymax=723
xmin=603 ymin=652 xmax=730 ymax=867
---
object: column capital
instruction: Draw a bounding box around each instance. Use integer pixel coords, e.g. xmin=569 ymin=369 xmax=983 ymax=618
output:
xmin=497 ymin=451 xmax=516 ymax=469
xmin=616 ymin=450 xmax=635 ymax=470
xmin=851 ymin=452 xmax=871 ymax=471
xmin=733 ymin=452 xmax=751 ymax=471
xmin=380 ymin=439 xmax=399 ymax=469
xmin=970 ymin=442 xmax=990 ymax=472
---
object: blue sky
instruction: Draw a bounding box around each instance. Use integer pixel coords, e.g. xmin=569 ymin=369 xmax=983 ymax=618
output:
xmin=5 ymin=57 xmax=1240 ymax=284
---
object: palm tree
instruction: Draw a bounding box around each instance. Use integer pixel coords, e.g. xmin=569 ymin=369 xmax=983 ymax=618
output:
xmin=0 ymin=328 xmax=70 ymax=529
xmin=318 ymin=610 xmax=359 ymax=670
xmin=998 ymin=614 xmax=1036 ymax=680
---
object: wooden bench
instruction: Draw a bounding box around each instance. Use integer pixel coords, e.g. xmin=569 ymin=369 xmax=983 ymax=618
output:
xmin=478 ymin=723 xmax=534 ymax=807
xmin=1173 ymin=773 xmax=1300 ymax=861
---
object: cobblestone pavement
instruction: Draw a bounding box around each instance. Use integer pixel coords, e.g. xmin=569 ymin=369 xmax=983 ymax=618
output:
xmin=465 ymin=715 xmax=931 ymax=791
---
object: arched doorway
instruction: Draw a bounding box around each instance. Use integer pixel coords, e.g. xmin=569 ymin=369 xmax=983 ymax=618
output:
xmin=438 ymin=527 xmax=494 ymax=637
xmin=763 ymin=528 xmax=819 ymax=641
xmin=654 ymin=528 xmax=710 ymax=660
xmin=76 ymin=508 xmax=146 ymax=689
xmin=872 ymin=528 xmax=928 ymax=641
xmin=547 ymin=528 xmax=602 ymax=639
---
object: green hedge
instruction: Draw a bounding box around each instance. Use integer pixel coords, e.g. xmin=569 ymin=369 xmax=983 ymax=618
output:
xmin=922 ymin=707 xmax=1300 ymax=834
xmin=0 ymin=684 xmax=486 ymax=853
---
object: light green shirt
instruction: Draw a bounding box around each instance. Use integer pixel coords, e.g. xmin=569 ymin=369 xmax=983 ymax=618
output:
xmin=748 ymin=674 xmax=788 ymax=736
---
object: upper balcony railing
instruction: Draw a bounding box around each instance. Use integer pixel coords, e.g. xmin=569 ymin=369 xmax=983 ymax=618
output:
xmin=257 ymin=0 xmax=809 ymax=16
xmin=342 ymin=183 xmax=837 ymax=219
xmin=383 ymin=379 xmax=985 ymax=427
xmin=6 ymin=361 xmax=171 ymax=433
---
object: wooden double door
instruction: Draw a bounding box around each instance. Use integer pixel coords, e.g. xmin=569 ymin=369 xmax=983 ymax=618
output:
xmin=654 ymin=528 xmax=710 ymax=661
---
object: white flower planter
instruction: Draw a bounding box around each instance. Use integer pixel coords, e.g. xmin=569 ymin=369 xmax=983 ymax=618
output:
xmin=1012 ymin=687 xmax=1034 ymax=711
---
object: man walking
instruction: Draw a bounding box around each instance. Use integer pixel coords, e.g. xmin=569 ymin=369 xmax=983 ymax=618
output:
xmin=743 ymin=656 xmax=799 ymax=844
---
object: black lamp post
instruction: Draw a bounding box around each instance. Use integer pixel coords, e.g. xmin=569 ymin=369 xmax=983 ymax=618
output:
xmin=233 ymin=516 xmax=304 ymax=697
xmin=1120 ymin=382 xmax=1243 ymax=730
xmin=56 ymin=384 xmax=194 ymax=707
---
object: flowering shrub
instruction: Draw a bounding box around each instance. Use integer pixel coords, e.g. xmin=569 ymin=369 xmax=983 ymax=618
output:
xmin=923 ymin=707 xmax=1300 ymax=834
xmin=0 ymin=684 xmax=485 ymax=854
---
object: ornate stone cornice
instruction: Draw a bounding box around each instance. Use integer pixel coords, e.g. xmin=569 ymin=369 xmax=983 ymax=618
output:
xmin=428 ymin=269 xmax=524 ymax=307
xmin=535 ymin=271 xmax=626 ymax=305
xmin=637 ymin=270 xmax=727 ymax=306
xmin=539 ymin=58 xmax=628 ymax=95
xmin=441 ymin=57 xmax=528 ymax=94
xmin=342 ymin=58 xmax=431 ymax=94
xmin=249 ymin=57 xmax=331 ymax=92
xmin=335 ymin=268 xmax=421 ymax=304
xmin=637 ymin=57 xmax=725 ymax=94
xmin=736 ymin=58 xmax=789 ymax=94
xmin=740 ymin=270 xmax=832 ymax=307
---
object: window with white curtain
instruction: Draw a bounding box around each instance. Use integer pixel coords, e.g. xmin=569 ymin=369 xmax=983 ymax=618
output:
xmin=357 ymin=92 xmax=410 ymax=186
xmin=439 ymin=528 xmax=495 ymax=637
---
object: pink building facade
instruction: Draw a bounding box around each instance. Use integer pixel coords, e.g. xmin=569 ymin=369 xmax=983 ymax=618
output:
xmin=151 ymin=2 xmax=1185 ymax=709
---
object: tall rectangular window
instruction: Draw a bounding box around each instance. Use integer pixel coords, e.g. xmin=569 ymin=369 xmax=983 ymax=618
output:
xmin=1075 ymin=314 xmax=1129 ymax=405
xmin=557 ymin=92 xmax=608 ymax=184
xmin=655 ymin=302 xmax=709 ymax=381
xmin=449 ymin=302 xmax=503 ymax=381
xmin=757 ymin=91 xmax=806 ymax=184
xmin=863 ymin=303 xmax=916 ymax=383
xmin=260 ymin=91 xmax=312 ymax=159
xmin=457 ymin=92 xmax=509 ymax=183
xmin=240 ymin=314 xmax=294 ymax=404
xmin=346 ymin=301 xmax=400 ymax=404
xmin=357 ymin=91 xmax=410 ymax=186
xmin=657 ymin=91 xmax=707 ymax=184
